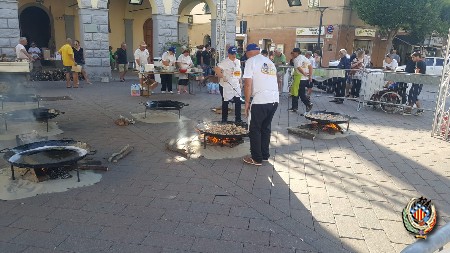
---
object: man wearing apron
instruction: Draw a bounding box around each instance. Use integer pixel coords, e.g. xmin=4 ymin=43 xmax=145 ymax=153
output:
xmin=242 ymin=44 xmax=279 ymax=166
xmin=215 ymin=46 xmax=242 ymax=123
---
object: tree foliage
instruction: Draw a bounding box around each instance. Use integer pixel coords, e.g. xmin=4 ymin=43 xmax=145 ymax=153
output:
xmin=351 ymin=0 xmax=449 ymax=52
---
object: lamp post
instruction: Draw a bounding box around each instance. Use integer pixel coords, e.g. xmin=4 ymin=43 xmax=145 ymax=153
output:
xmin=316 ymin=6 xmax=327 ymax=67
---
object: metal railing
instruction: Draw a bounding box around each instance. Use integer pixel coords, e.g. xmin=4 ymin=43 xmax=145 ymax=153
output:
xmin=401 ymin=222 xmax=450 ymax=253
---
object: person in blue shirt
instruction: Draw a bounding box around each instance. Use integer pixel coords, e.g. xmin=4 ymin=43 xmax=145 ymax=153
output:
xmin=331 ymin=49 xmax=350 ymax=104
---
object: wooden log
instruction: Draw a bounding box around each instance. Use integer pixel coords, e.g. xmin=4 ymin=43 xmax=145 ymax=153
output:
xmin=112 ymin=146 xmax=134 ymax=163
xmin=108 ymin=144 xmax=130 ymax=162
xmin=287 ymin=127 xmax=316 ymax=140
xmin=77 ymin=165 xmax=109 ymax=171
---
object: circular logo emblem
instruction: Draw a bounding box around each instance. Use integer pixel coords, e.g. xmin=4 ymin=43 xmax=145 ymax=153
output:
xmin=327 ymin=25 xmax=334 ymax=34
xmin=402 ymin=197 xmax=437 ymax=239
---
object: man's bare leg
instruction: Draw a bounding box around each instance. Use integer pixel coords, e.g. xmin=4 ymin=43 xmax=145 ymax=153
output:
xmin=73 ymin=71 xmax=79 ymax=87
xmin=66 ymin=72 xmax=71 ymax=88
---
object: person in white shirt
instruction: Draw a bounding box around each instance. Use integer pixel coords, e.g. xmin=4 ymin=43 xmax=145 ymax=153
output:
xmin=242 ymin=43 xmax=279 ymax=166
xmin=177 ymin=49 xmax=193 ymax=94
xmin=161 ymin=47 xmax=177 ymax=93
xmin=134 ymin=41 xmax=151 ymax=89
xmin=382 ymin=54 xmax=398 ymax=71
xmin=350 ymin=50 xmax=366 ymax=98
xmin=305 ymin=51 xmax=316 ymax=96
xmin=289 ymin=48 xmax=313 ymax=113
xmin=15 ymin=37 xmax=33 ymax=61
xmin=215 ymin=46 xmax=242 ymax=123
xmin=28 ymin=42 xmax=41 ymax=60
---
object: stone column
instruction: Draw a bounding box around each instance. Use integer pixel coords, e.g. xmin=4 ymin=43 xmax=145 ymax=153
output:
xmin=225 ymin=0 xmax=237 ymax=46
xmin=152 ymin=14 xmax=178 ymax=58
xmin=178 ymin=22 xmax=189 ymax=45
xmin=0 ymin=0 xmax=20 ymax=56
xmin=124 ymin=19 xmax=134 ymax=62
xmin=64 ymin=15 xmax=75 ymax=41
xmin=210 ymin=19 xmax=216 ymax=48
xmin=78 ymin=7 xmax=111 ymax=81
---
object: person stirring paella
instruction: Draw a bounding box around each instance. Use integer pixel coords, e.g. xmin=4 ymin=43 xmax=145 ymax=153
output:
xmin=214 ymin=46 xmax=242 ymax=123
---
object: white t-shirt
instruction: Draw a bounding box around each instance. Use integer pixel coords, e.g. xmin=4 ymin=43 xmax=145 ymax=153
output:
xmin=243 ymin=54 xmax=279 ymax=104
xmin=134 ymin=48 xmax=150 ymax=68
xmin=162 ymin=52 xmax=176 ymax=66
xmin=28 ymin=47 xmax=41 ymax=59
xmin=177 ymin=54 xmax=193 ymax=80
xmin=15 ymin=44 xmax=28 ymax=59
xmin=294 ymin=55 xmax=311 ymax=80
xmin=383 ymin=59 xmax=398 ymax=71
xmin=307 ymin=56 xmax=316 ymax=68
xmin=217 ymin=57 xmax=242 ymax=101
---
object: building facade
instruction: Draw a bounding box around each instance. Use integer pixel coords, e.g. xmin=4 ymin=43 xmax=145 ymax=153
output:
xmin=0 ymin=0 xmax=237 ymax=80
xmin=236 ymin=0 xmax=391 ymax=67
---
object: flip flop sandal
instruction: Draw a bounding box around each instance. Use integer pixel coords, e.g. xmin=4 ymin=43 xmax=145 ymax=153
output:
xmin=243 ymin=156 xmax=262 ymax=166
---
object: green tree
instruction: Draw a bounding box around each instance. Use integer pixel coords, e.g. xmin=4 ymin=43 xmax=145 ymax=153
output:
xmin=351 ymin=0 xmax=448 ymax=53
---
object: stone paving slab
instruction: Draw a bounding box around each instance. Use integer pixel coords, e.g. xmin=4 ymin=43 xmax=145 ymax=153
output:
xmin=0 ymin=77 xmax=448 ymax=252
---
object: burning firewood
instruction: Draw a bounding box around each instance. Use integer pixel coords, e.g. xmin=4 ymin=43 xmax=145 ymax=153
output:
xmin=114 ymin=115 xmax=135 ymax=126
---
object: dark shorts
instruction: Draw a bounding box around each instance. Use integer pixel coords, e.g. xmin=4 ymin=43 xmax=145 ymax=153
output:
xmin=306 ymin=81 xmax=313 ymax=88
xmin=178 ymin=79 xmax=189 ymax=86
xmin=63 ymin=66 xmax=72 ymax=73
xmin=408 ymin=83 xmax=423 ymax=104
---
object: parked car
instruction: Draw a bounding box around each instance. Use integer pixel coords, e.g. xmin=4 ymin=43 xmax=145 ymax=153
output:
xmin=396 ymin=57 xmax=446 ymax=75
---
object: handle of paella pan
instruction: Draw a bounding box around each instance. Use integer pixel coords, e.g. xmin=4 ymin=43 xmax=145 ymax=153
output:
xmin=88 ymin=150 xmax=97 ymax=155
xmin=0 ymin=148 xmax=10 ymax=153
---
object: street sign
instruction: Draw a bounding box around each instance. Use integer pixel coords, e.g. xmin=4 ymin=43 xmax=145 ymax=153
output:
xmin=326 ymin=25 xmax=334 ymax=34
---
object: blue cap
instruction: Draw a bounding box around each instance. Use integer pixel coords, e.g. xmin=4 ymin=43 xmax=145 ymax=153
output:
xmin=168 ymin=47 xmax=176 ymax=52
xmin=228 ymin=46 xmax=237 ymax=54
xmin=246 ymin=43 xmax=260 ymax=52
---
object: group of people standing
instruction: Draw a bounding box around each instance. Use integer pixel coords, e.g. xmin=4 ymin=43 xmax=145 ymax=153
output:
xmin=15 ymin=37 xmax=92 ymax=88
xmin=133 ymin=41 xmax=193 ymax=94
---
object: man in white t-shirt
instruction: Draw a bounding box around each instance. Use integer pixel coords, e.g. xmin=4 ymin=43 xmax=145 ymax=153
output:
xmin=28 ymin=42 xmax=41 ymax=60
xmin=215 ymin=46 xmax=242 ymax=123
xmin=242 ymin=43 xmax=279 ymax=166
xmin=15 ymin=37 xmax=33 ymax=61
xmin=382 ymin=54 xmax=398 ymax=71
xmin=134 ymin=41 xmax=151 ymax=89
xmin=177 ymin=48 xmax=193 ymax=94
xmin=161 ymin=47 xmax=177 ymax=93
xmin=290 ymin=48 xmax=313 ymax=112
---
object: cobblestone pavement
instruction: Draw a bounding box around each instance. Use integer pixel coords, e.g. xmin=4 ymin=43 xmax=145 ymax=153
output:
xmin=0 ymin=75 xmax=449 ymax=253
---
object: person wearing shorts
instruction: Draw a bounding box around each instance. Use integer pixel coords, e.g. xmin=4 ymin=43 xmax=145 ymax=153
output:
xmin=73 ymin=40 xmax=92 ymax=85
xmin=58 ymin=38 xmax=78 ymax=88
xmin=177 ymin=49 xmax=193 ymax=94
xmin=134 ymin=41 xmax=151 ymax=88
xmin=116 ymin=42 xmax=128 ymax=82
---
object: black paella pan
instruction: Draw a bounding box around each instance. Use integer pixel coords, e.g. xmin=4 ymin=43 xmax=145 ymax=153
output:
xmin=304 ymin=111 xmax=351 ymax=125
xmin=144 ymin=100 xmax=189 ymax=118
xmin=196 ymin=121 xmax=249 ymax=149
xmin=304 ymin=111 xmax=352 ymax=132
xmin=1 ymin=139 xmax=92 ymax=182
xmin=0 ymin=108 xmax=64 ymax=132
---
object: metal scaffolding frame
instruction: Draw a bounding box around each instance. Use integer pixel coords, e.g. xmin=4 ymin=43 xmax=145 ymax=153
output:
xmin=215 ymin=0 xmax=227 ymax=62
xmin=431 ymin=29 xmax=450 ymax=140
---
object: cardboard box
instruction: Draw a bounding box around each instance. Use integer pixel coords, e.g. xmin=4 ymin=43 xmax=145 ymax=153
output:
xmin=141 ymin=89 xmax=150 ymax=96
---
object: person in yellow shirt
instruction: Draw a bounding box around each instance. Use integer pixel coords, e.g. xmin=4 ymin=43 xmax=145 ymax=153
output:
xmin=58 ymin=38 xmax=78 ymax=88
